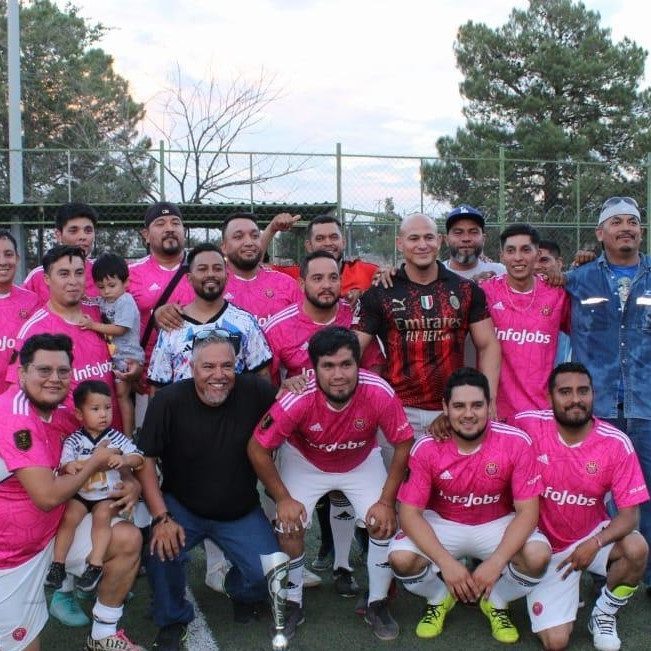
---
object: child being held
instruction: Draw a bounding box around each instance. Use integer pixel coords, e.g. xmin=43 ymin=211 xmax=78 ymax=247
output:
xmin=80 ymin=252 xmax=145 ymax=436
xmin=45 ymin=380 xmax=144 ymax=593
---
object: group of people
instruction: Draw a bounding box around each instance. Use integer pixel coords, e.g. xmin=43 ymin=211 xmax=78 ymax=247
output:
xmin=0 ymin=196 xmax=649 ymax=651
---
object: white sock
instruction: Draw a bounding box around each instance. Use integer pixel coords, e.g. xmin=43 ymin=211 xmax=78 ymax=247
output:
xmin=58 ymin=574 xmax=75 ymax=592
xmin=287 ymin=554 xmax=305 ymax=607
xmin=367 ymin=537 xmax=393 ymax=604
xmin=204 ymin=539 xmax=226 ymax=573
xmin=594 ymin=584 xmax=637 ymax=615
xmin=490 ymin=562 xmax=541 ymax=608
xmin=91 ymin=601 xmax=123 ymax=640
xmin=330 ymin=495 xmax=355 ymax=572
xmin=400 ymin=564 xmax=449 ymax=604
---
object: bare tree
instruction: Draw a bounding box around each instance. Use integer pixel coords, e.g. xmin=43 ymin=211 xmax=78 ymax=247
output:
xmin=142 ymin=66 xmax=306 ymax=203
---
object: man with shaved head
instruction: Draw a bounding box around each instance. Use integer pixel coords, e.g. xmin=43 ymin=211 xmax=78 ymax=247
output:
xmin=354 ymin=213 xmax=501 ymax=436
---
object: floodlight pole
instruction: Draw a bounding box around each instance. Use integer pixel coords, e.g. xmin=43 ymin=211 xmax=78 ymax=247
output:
xmin=7 ymin=0 xmax=26 ymax=279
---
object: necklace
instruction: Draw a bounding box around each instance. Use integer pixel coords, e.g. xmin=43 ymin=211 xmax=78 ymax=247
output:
xmin=503 ymin=276 xmax=537 ymax=313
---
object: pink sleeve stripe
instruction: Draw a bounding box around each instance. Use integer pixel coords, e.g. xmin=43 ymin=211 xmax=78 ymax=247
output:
xmin=23 ymin=266 xmax=44 ymax=283
xmin=278 ymin=386 xmax=317 ymax=410
xmin=514 ymin=409 xmax=554 ymax=421
xmin=409 ymin=436 xmax=433 ymax=458
xmin=12 ymin=390 xmax=29 ymax=416
xmin=491 ymin=422 xmax=533 ymax=445
xmin=262 ymin=304 xmax=299 ymax=332
xmin=594 ymin=423 xmax=635 ymax=455
xmin=127 ymin=255 xmax=151 ymax=269
xmin=357 ymin=371 xmax=395 ymax=397
xmin=16 ymin=308 xmax=48 ymax=338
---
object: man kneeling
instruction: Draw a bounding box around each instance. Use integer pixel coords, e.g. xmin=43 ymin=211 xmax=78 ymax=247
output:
xmin=248 ymin=326 xmax=413 ymax=641
xmin=389 ymin=367 xmax=550 ymax=644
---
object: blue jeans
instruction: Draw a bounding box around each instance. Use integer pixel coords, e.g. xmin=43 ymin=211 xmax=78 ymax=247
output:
xmin=147 ymin=494 xmax=279 ymax=627
xmin=605 ymin=413 xmax=651 ymax=584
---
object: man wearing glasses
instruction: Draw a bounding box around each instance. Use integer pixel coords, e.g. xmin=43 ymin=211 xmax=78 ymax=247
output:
xmin=137 ymin=331 xmax=279 ymax=651
xmin=564 ymin=196 xmax=651 ymax=591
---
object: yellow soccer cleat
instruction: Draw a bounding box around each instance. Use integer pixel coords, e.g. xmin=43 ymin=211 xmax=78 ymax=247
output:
xmin=415 ymin=593 xmax=456 ymax=639
xmin=479 ymin=597 xmax=519 ymax=644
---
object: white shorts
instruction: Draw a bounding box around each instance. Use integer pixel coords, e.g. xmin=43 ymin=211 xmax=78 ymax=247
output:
xmin=404 ymin=407 xmax=442 ymax=439
xmin=527 ymin=521 xmax=613 ymax=633
xmin=0 ymin=540 xmax=53 ymax=651
xmin=389 ymin=511 xmax=549 ymax=567
xmin=64 ymin=513 xmax=126 ymax=577
xmin=277 ymin=444 xmax=387 ymax=528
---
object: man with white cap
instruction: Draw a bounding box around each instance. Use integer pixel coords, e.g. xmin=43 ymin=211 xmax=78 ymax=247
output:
xmin=563 ymin=195 xmax=651 ymax=592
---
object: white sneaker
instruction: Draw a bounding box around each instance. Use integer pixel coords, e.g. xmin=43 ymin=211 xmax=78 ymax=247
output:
xmin=588 ymin=608 xmax=621 ymax=651
xmin=302 ymin=567 xmax=322 ymax=588
xmin=205 ymin=560 xmax=232 ymax=593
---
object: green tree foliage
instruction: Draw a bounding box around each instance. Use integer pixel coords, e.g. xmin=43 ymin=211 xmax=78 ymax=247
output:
xmin=423 ymin=0 xmax=651 ymax=219
xmin=0 ymin=0 xmax=155 ymax=202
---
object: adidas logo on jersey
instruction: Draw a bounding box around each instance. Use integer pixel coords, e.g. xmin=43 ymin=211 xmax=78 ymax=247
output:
xmin=537 ymin=454 xmax=549 ymax=465
xmin=309 ymin=423 xmax=323 ymax=432
xmin=492 ymin=301 xmax=505 ymax=310
xmin=148 ymin=282 xmax=161 ymax=291
xmin=439 ymin=470 xmax=453 ymax=480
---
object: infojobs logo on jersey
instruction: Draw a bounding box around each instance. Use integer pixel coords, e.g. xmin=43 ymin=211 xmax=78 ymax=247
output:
xmin=495 ymin=328 xmax=551 ymax=345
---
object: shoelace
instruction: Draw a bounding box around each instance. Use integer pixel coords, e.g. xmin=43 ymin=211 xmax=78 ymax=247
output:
xmin=421 ymin=604 xmax=444 ymax=624
xmin=114 ymin=629 xmax=137 ymax=649
xmin=490 ymin=608 xmax=516 ymax=629
xmin=593 ymin=613 xmax=616 ymax=634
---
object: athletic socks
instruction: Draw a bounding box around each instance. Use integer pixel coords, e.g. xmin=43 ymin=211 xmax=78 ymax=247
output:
xmin=594 ymin=584 xmax=637 ymax=615
xmin=204 ymin=539 xmax=226 ymax=572
xmin=367 ymin=537 xmax=394 ymax=604
xmin=330 ymin=495 xmax=356 ymax=572
xmin=287 ymin=554 xmax=305 ymax=607
xmin=490 ymin=562 xmax=541 ymax=608
xmin=400 ymin=564 xmax=449 ymax=604
xmin=91 ymin=601 xmax=123 ymax=640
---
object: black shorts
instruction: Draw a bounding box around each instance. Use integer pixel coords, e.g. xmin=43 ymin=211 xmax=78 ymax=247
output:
xmin=72 ymin=495 xmax=113 ymax=513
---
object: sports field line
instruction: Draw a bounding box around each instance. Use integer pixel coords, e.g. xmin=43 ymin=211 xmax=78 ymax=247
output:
xmin=186 ymin=586 xmax=220 ymax=650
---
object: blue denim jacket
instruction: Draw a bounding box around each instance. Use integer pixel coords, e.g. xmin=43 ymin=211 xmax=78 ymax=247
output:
xmin=565 ymin=253 xmax=651 ymax=419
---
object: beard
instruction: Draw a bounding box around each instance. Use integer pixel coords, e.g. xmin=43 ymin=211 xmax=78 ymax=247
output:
xmin=305 ymin=290 xmax=338 ymax=309
xmin=553 ymin=403 xmax=593 ymax=429
xmin=228 ymin=250 xmax=262 ymax=271
xmin=194 ymin=281 xmax=225 ymax=302
xmin=449 ymin=244 xmax=482 ymax=266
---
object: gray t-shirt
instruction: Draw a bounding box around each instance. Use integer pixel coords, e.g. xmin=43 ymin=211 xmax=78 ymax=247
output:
xmin=99 ymin=292 xmax=145 ymax=364
xmin=443 ymin=259 xmax=506 ymax=280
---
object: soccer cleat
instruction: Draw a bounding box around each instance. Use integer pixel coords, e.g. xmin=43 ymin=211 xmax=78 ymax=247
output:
xmin=302 ymin=566 xmax=323 ymax=588
xmin=415 ymin=593 xmax=456 ymax=639
xmin=311 ymin=547 xmax=334 ymax=572
xmin=204 ymin=560 xmax=232 ymax=593
xmin=281 ymin=600 xmax=305 ymax=640
xmin=45 ymin=561 xmax=67 ymax=590
xmin=588 ymin=609 xmax=622 ymax=651
xmin=86 ymin=629 xmax=146 ymax=650
xmin=76 ymin=564 xmax=103 ymax=593
xmin=49 ymin=590 xmax=90 ymax=627
xmin=152 ymin=623 xmax=188 ymax=650
xmin=479 ymin=597 xmax=519 ymax=643
xmin=364 ymin=598 xmax=399 ymax=641
xmin=333 ymin=567 xmax=360 ymax=597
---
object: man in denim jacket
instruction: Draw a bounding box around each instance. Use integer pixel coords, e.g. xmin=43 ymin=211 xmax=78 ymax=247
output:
xmin=565 ymin=196 xmax=651 ymax=588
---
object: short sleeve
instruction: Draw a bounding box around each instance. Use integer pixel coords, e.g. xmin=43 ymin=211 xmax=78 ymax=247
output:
xmin=147 ymin=330 xmax=173 ymax=386
xmin=0 ymin=418 xmax=50 ymax=472
xmin=241 ymin=318 xmax=273 ymax=372
xmin=138 ymin=390 xmax=172 ymax=457
xmin=397 ymin=439 xmax=435 ymax=509
xmin=378 ymin=394 xmax=414 ymax=446
xmin=611 ymin=444 xmax=650 ymax=509
xmin=468 ymin=282 xmax=490 ymax=324
xmin=354 ymin=287 xmax=384 ymax=337
xmin=511 ymin=438 xmax=543 ymax=502
xmin=253 ymin=399 xmax=298 ymax=450
xmin=59 ymin=436 xmax=79 ymax=465
xmin=111 ymin=294 xmax=138 ymax=329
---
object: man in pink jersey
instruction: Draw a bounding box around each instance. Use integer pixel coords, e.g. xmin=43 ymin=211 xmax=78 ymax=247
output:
xmin=481 ymin=224 xmax=570 ymax=422
xmin=5 ymin=246 xmax=126 ymax=429
xmin=389 ymin=367 xmax=550 ymax=644
xmin=248 ymin=326 xmax=414 ymax=641
xmin=515 ymin=363 xmax=648 ymax=651
xmin=0 ymin=333 xmax=144 ymax=651
xmin=0 ymin=230 xmax=40 ymax=393
xmin=23 ymin=203 xmax=99 ymax=305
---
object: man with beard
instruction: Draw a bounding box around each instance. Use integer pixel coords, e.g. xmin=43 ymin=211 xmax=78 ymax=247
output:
xmin=389 ymin=367 xmax=550 ymax=644
xmin=443 ymin=205 xmax=505 ymax=281
xmin=0 ymin=334 xmax=144 ymax=651
xmin=138 ymin=333 xmax=279 ymax=651
xmin=24 ymin=203 xmax=100 ymax=305
xmin=515 ymin=363 xmax=648 ymax=651
xmin=147 ymin=243 xmax=271 ymax=387
xmin=248 ymin=326 xmax=414 ymax=642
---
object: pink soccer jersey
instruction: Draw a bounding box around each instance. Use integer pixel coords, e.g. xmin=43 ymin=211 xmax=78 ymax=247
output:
xmin=262 ymin=300 xmax=385 ymax=385
xmin=481 ymin=275 xmax=570 ymax=421
xmin=398 ymin=421 xmax=542 ymax=525
xmin=515 ymin=410 xmax=649 ymax=553
xmin=5 ymin=306 xmax=121 ymax=428
xmin=0 ymin=387 xmax=77 ymax=568
xmin=0 ymin=286 xmax=40 ymax=393
xmin=23 ymin=258 xmax=98 ymax=305
xmin=224 ymin=267 xmax=303 ymax=327
xmin=128 ymin=255 xmax=196 ymax=362
xmin=254 ymin=370 xmax=413 ymax=472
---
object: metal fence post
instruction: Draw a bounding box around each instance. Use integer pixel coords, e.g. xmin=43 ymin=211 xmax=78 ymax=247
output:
xmin=159 ymin=140 xmax=166 ymax=200
xmin=575 ymin=161 xmax=581 ymax=251
xmin=647 ymin=153 xmax=651 ymax=256
xmin=420 ymin=158 xmax=424 ymax=213
xmin=249 ymin=153 xmax=254 ymax=212
xmin=336 ymin=142 xmax=342 ymax=221
xmin=498 ymin=146 xmax=506 ymax=225
xmin=67 ymin=149 xmax=72 ymax=201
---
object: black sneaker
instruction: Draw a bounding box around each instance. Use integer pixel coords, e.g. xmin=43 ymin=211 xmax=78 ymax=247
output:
xmin=364 ymin=598 xmax=399 ymax=641
xmin=333 ymin=567 xmax=360 ymax=597
xmin=153 ymin=623 xmax=188 ymax=651
xmin=76 ymin=564 xmax=103 ymax=593
xmin=45 ymin=561 xmax=66 ymax=590
xmin=280 ymin=600 xmax=305 ymax=640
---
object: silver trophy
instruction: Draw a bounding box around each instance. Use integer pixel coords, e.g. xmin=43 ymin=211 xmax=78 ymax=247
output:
xmin=260 ymin=551 xmax=290 ymax=651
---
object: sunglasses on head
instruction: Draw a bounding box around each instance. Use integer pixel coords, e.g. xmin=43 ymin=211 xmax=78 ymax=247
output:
xmin=192 ymin=328 xmax=241 ymax=355
xmin=601 ymin=196 xmax=639 ymax=210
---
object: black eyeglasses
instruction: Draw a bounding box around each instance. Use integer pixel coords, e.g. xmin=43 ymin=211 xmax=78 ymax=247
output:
xmin=192 ymin=328 xmax=241 ymax=355
xmin=602 ymin=196 xmax=639 ymax=210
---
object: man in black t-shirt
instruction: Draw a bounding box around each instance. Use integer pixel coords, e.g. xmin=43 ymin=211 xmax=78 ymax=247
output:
xmin=137 ymin=332 xmax=279 ymax=651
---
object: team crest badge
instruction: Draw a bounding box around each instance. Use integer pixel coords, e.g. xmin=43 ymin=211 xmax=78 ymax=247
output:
xmin=586 ymin=461 xmax=599 ymax=475
xmin=449 ymin=294 xmax=460 ymax=310
xmin=485 ymin=462 xmax=498 ymax=476
xmin=260 ymin=413 xmax=274 ymax=430
xmin=532 ymin=602 xmax=543 ymax=616
xmin=19 ymin=308 xmax=28 ymax=319
xmin=14 ymin=429 xmax=32 ymax=451
xmin=540 ymin=305 xmax=552 ymax=317
xmin=421 ymin=295 xmax=434 ymax=310
xmin=12 ymin=628 xmax=27 ymax=641
xmin=354 ymin=418 xmax=366 ymax=430
xmin=265 ymin=288 xmax=275 ymax=298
